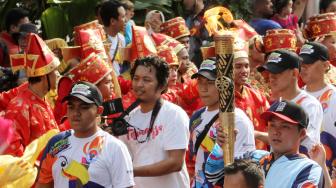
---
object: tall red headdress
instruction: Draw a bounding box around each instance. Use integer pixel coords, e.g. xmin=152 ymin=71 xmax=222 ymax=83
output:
xmin=10 ymin=33 xmax=60 ymax=77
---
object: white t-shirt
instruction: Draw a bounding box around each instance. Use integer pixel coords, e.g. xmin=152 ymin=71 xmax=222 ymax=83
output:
xmin=108 ymin=33 xmax=126 ymax=76
xmin=291 ymin=90 xmax=323 ymax=151
xmin=120 ymin=100 xmax=190 ymax=188
xmin=306 ymin=84 xmax=336 ymax=138
xmin=191 ymin=108 xmax=256 ymax=184
xmin=40 ymin=129 xmax=134 ymax=188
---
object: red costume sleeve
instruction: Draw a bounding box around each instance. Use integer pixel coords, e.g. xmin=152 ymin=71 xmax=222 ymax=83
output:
xmin=0 ymin=82 xmax=28 ymax=112
xmin=4 ymin=102 xmax=31 ymax=156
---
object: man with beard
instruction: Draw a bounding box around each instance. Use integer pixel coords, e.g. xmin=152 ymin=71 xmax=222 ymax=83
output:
xmin=4 ymin=33 xmax=60 ymax=156
xmin=249 ymin=0 xmax=282 ymax=35
xmin=119 ymin=56 xmax=190 ymax=188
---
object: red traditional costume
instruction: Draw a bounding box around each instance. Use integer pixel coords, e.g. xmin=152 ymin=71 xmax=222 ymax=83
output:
xmin=234 ymin=45 xmax=270 ymax=150
xmin=235 ymin=85 xmax=269 ymax=149
xmin=4 ymin=33 xmax=60 ymax=156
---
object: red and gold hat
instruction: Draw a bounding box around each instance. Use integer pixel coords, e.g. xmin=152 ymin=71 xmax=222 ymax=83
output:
xmin=129 ymin=26 xmax=157 ymax=62
xmin=263 ymin=29 xmax=297 ymax=53
xmin=160 ymin=17 xmax=190 ymax=40
xmin=74 ymin=20 xmax=106 ymax=44
xmin=151 ymin=32 xmax=185 ymax=54
xmin=305 ymin=13 xmax=336 ymax=39
xmin=157 ymin=45 xmax=179 ymax=67
xmin=76 ymin=29 xmax=108 ymax=60
xmin=68 ymin=53 xmax=112 ymax=84
xmin=10 ymin=33 xmax=60 ymax=77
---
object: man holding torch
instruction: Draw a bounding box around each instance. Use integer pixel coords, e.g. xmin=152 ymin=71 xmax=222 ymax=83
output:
xmin=189 ymin=59 xmax=255 ymax=188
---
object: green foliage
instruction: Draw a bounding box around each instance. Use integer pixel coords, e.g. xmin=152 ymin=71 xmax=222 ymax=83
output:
xmin=218 ymin=0 xmax=252 ymax=21
xmin=0 ymin=0 xmax=251 ymax=39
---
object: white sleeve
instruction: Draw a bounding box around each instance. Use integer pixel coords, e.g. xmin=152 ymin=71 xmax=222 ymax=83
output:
xmin=163 ymin=107 xmax=190 ymax=150
xmin=301 ymin=100 xmax=323 ymax=150
xmin=234 ymin=108 xmax=256 ymax=158
xmin=109 ymin=140 xmax=135 ymax=187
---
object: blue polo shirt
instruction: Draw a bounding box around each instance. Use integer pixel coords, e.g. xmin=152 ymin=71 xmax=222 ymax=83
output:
xmin=205 ymin=144 xmax=324 ymax=188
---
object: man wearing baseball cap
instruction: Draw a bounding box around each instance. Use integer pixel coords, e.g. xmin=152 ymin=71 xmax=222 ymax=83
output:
xmin=37 ymin=81 xmax=134 ymax=188
xmin=205 ymin=100 xmax=323 ymax=188
xmin=300 ymin=41 xmax=336 ymax=177
xmin=189 ymin=59 xmax=256 ymax=187
xmin=257 ymin=49 xmax=323 ymax=155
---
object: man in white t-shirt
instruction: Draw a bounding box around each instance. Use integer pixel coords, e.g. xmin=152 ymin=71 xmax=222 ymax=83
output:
xmin=300 ymin=41 xmax=336 ymax=175
xmin=100 ymin=0 xmax=126 ymax=75
xmin=189 ymin=59 xmax=256 ymax=188
xmin=37 ymin=81 xmax=134 ymax=188
xmin=258 ymin=49 xmax=323 ymax=154
xmin=119 ymin=56 xmax=190 ymax=188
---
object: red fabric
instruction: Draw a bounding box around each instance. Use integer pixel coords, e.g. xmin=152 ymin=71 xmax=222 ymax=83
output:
xmin=122 ymin=90 xmax=137 ymax=109
xmin=4 ymin=88 xmax=59 ymax=156
xmin=0 ymin=32 xmax=20 ymax=67
xmin=271 ymin=14 xmax=298 ymax=31
xmin=235 ymin=85 xmax=270 ymax=150
xmin=54 ymin=77 xmax=73 ymax=124
xmin=0 ymin=82 xmax=28 ymax=112
xmin=118 ymin=76 xmax=132 ymax=95
xmin=177 ymin=80 xmax=203 ymax=117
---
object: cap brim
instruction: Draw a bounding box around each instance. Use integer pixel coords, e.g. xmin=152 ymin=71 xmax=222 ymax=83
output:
xmin=300 ymin=54 xmax=318 ymax=64
xmin=257 ymin=63 xmax=287 ymax=74
xmin=191 ymin=70 xmax=216 ymax=80
xmin=62 ymin=94 xmax=95 ymax=104
xmin=261 ymin=111 xmax=299 ymax=125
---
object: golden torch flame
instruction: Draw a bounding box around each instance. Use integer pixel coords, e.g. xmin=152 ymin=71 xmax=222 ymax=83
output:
xmin=203 ymin=6 xmax=234 ymax=36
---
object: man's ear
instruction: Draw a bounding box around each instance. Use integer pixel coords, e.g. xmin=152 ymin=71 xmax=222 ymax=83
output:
xmin=109 ymin=18 xmax=116 ymax=26
xmin=299 ymin=128 xmax=307 ymax=141
xmin=324 ymin=60 xmax=331 ymax=73
xmin=293 ymin=68 xmax=300 ymax=77
xmin=97 ymin=106 xmax=104 ymax=115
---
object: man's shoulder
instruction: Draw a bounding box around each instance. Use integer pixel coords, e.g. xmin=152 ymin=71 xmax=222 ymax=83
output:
xmin=162 ymin=100 xmax=188 ymax=115
xmin=99 ymin=130 xmax=127 ymax=148
xmin=300 ymin=90 xmax=323 ymax=108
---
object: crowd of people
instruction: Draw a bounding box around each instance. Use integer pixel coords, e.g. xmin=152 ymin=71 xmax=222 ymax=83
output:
xmin=0 ymin=0 xmax=336 ymax=187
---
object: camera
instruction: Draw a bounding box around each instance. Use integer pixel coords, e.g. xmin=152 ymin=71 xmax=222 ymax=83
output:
xmin=102 ymin=99 xmax=141 ymax=136
xmin=102 ymin=98 xmax=124 ymax=116
xmin=110 ymin=117 xmax=130 ymax=136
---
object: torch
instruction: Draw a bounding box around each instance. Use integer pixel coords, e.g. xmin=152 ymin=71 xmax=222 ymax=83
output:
xmin=204 ymin=6 xmax=235 ymax=165
xmin=215 ymin=34 xmax=235 ymax=165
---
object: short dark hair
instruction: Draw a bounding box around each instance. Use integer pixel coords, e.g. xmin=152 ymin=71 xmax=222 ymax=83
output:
xmin=28 ymin=76 xmax=42 ymax=84
xmin=5 ymin=8 xmax=29 ymax=32
xmin=224 ymin=159 xmax=264 ymax=188
xmin=130 ymin=56 xmax=169 ymax=93
xmin=99 ymin=0 xmax=123 ymax=27
xmin=320 ymin=0 xmax=336 ymax=12
xmin=273 ymin=0 xmax=291 ymax=14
